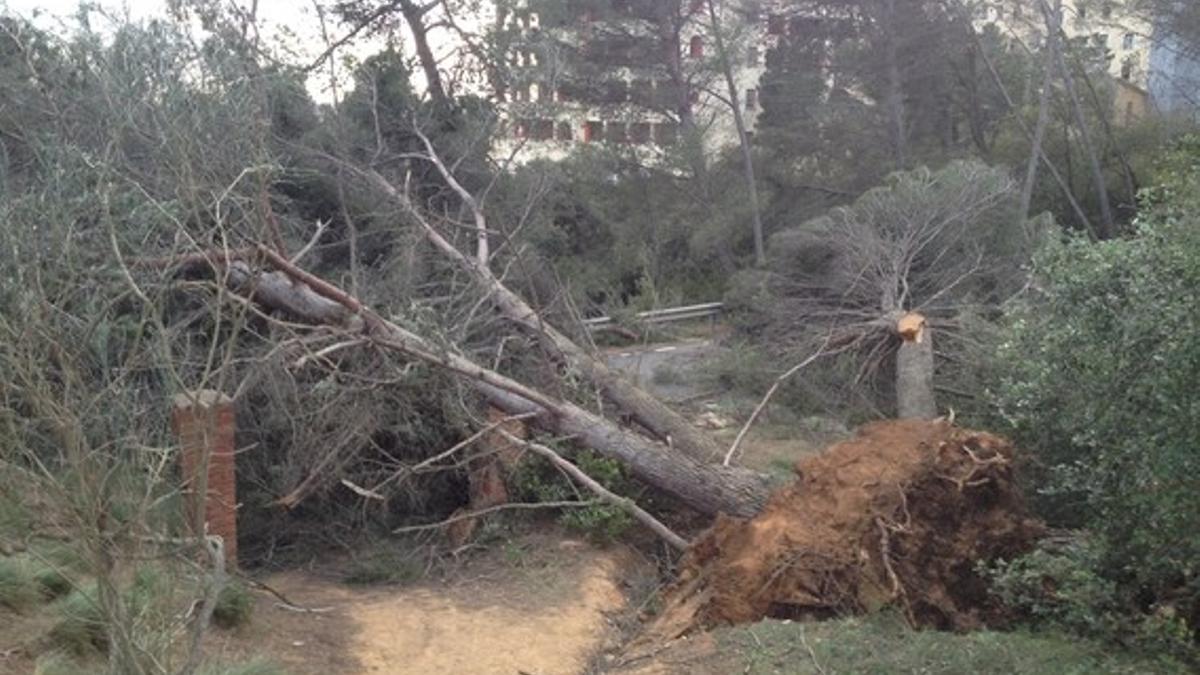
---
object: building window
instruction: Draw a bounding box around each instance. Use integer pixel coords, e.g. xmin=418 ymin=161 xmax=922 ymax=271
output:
xmin=1123 ymin=33 xmax=1135 ymax=50
xmin=690 ymin=0 xmax=704 ymax=13
xmin=514 ymin=120 xmax=528 ymax=139
xmin=747 ymin=45 xmax=758 ymax=65
xmin=556 ymin=121 xmax=573 ymax=141
xmin=745 ymin=88 xmax=758 ymax=111
xmin=654 ymin=121 xmax=679 ymax=146
xmin=1121 ymin=58 xmax=1133 ymax=80
xmin=605 ymin=121 xmax=627 ymax=143
xmin=689 ymin=35 xmax=704 ymax=58
xmin=630 ymin=122 xmax=651 ymax=144
xmin=767 ymin=14 xmax=784 ymax=36
xmin=583 ymin=121 xmax=602 ymax=143
xmin=631 ymin=79 xmax=653 ymax=105
xmin=532 ymin=119 xmax=554 ymax=141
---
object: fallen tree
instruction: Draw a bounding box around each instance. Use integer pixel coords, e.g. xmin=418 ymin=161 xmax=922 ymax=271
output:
xmin=347 ymin=156 xmax=728 ymax=462
xmin=214 ymin=248 xmax=771 ymax=518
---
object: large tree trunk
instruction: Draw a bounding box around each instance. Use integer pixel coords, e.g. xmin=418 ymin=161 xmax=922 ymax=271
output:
xmin=226 ymin=255 xmax=770 ymax=518
xmin=359 ymin=169 xmax=728 ymax=462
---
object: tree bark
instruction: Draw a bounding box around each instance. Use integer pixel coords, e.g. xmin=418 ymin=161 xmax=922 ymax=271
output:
xmin=398 ymin=0 xmax=453 ymax=115
xmin=225 ymin=255 xmax=770 ymax=518
xmin=896 ymin=313 xmax=936 ymax=419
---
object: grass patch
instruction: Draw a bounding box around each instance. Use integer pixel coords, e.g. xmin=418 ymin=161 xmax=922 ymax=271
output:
xmin=33 ymin=565 xmax=74 ymax=600
xmin=212 ymin=580 xmax=255 ymax=629
xmin=715 ymin=613 xmax=1191 ymax=674
xmin=48 ymin=584 xmax=106 ymax=655
xmin=32 ymin=650 xmax=97 ymax=675
xmin=0 ymin=557 xmax=41 ymax=610
xmin=197 ymin=657 xmax=286 ymax=675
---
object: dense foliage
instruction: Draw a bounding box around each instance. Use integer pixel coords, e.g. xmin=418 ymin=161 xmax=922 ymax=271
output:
xmin=988 ymin=135 xmax=1200 ymax=649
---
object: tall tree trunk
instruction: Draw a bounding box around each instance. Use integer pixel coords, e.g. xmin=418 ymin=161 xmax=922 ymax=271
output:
xmin=883 ymin=0 xmax=908 ymax=170
xmin=964 ymin=7 xmax=1093 ymax=234
xmin=1020 ymin=3 xmax=1058 ymax=220
xmin=398 ymin=0 xmax=453 ymax=115
xmin=705 ymin=0 xmax=766 ymax=267
xmin=1042 ymin=0 xmax=1115 ymax=237
xmin=657 ymin=1 xmax=697 ymax=133
xmin=223 ymin=258 xmax=771 ymax=517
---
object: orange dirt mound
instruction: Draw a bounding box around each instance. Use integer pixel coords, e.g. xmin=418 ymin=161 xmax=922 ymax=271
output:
xmin=648 ymin=419 xmax=1043 ymax=639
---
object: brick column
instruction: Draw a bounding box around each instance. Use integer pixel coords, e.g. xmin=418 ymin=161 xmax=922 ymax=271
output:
xmin=172 ymin=390 xmax=238 ymax=569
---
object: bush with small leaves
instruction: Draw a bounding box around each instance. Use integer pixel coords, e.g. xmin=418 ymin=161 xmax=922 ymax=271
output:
xmin=212 ymin=581 xmax=255 ymax=629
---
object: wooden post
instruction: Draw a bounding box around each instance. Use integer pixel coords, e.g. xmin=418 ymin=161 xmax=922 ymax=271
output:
xmin=896 ymin=313 xmax=937 ymax=419
xmin=172 ymin=390 xmax=238 ymax=569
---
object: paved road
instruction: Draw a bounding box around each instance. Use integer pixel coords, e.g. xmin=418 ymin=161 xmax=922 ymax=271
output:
xmin=603 ymin=339 xmax=718 ymax=403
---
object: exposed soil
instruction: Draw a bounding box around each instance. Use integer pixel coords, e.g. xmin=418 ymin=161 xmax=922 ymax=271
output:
xmin=637 ymin=419 xmax=1044 ymax=645
xmin=208 ymin=533 xmax=639 ymax=675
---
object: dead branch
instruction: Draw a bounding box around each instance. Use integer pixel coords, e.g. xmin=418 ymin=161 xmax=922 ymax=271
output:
xmin=392 ymin=500 xmax=604 ymax=535
xmin=191 ymin=248 xmax=771 ymax=517
xmin=724 ymin=335 xmax=838 ymax=466
xmin=499 ymin=430 xmax=689 ymax=551
xmin=344 ymin=156 xmax=726 ymax=461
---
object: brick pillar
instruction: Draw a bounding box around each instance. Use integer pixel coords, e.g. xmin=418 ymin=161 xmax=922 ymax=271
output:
xmin=172 ymin=390 xmax=238 ymax=569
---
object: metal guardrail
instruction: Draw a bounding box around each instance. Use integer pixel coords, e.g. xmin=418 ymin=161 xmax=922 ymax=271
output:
xmin=581 ymin=302 xmax=724 ymax=328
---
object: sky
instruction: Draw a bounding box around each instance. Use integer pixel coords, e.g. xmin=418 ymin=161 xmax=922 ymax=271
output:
xmin=0 ymin=0 xmax=475 ymax=102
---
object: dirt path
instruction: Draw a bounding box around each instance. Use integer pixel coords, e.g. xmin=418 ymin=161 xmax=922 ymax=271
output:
xmin=214 ymin=536 xmax=635 ymax=675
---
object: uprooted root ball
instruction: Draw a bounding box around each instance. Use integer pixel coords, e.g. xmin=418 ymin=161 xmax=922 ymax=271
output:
xmin=647 ymin=419 xmax=1044 ymax=640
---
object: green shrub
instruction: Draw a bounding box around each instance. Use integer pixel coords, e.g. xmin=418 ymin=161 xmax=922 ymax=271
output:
xmin=32 ymin=651 xmax=91 ymax=675
xmin=986 ymin=539 xmax=1194 ymax=661
xmin=33 ymin=565 xmax=74 ymax=600
xmin=696 ymin=342 xmax=774 ymax=397
xmin=212 ymin=581 xmax=255 ymax=629
xmin=0 ymin=557 xmax=40 ymax=610
xmin=987 ymin=136 xmax=1200 ymax=655
xmin=513 ymin=448 xmax=632 ymax=543
xmin=49 ymin=585 xmax=106 ymax=654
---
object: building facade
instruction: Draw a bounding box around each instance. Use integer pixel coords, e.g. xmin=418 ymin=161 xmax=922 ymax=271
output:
xmin=493 ymin=0 xmax=769 ymax=162
xmin=977 ymin=0 xmax=1198 ymax=123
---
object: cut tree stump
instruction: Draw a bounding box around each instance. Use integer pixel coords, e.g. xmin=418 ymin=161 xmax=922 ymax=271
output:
xmin=896 ymin=312 xmax=936 ymax=419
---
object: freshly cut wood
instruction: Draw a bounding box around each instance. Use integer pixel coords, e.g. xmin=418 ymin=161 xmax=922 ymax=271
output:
xmin=222 ymin=254 xmax=771 ymax=518
xmin=895 ymin=312 xmax=936 ymax=419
